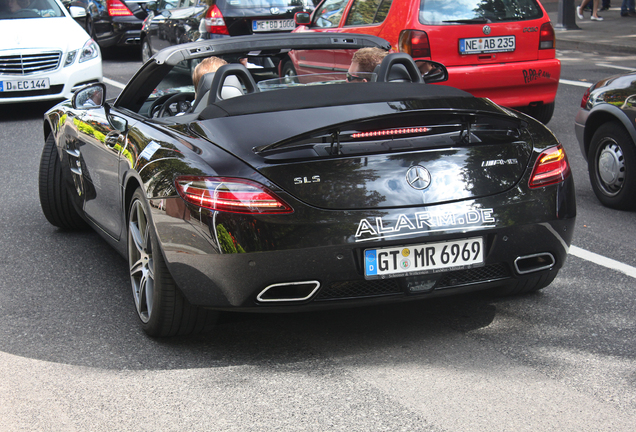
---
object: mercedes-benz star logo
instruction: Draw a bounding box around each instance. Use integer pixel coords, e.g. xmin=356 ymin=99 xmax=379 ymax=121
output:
xmin=271 ymin=7 xmax=280 ymax=14
xmin=483 ymin=25 xmax=491 ymax=35
xmin=406 ymin=165 xmax=431 ymax=190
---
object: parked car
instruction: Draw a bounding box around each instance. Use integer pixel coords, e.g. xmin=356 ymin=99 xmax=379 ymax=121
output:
xmin=575 ymin=72 xmax=636 ymax=210
xmin=140 ymin=0 xmax=315 ymax=63
xmin=0 ymin=0 xmax=102 ymax=104
xmin=77 ymin=0 xmax=149 ymax=50
xmin=291 ymin=0 xmax=560 ymax=124
xmin=39 ymin=33 xmax=575 ymax=337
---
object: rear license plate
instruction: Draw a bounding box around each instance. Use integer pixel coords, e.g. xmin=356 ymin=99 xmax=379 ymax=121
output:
xmin=364 ymin=237 xmax=484 ymax=279
xmin=459 ymin=36 xmax=515 ymax=54
xmin=252 ymin=19 xmax=296 ymax=32
xmin=0 ymin=78 xmax=50 ymax=92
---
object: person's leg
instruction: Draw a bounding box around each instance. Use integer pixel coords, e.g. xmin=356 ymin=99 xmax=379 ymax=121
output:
xmin=578 ymin=0 xmax=591 ymax=18
xmin=591 ymin=0 xmax=603 ymax=18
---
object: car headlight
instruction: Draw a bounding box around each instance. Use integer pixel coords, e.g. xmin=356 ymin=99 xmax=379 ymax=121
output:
xmin=79 ymin=39 xmax=100 ymax=63
xmin=64 ymin=50 xmax=78 ymax=67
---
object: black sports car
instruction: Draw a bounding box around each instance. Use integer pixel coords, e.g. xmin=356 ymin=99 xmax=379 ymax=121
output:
xmin=575 ymin=71 xmax=636 ymax=210
xmin=39 ymin=33 xmax=576 ymax=337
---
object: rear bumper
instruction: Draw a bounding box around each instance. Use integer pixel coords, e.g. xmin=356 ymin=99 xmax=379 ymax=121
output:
xmin=152 ymin=177 xmax=576 ymax=311
xmin=444 ymin=58 xmax=561 ymax=108
xmin=96 ymin=17 xmax=143 ymax=48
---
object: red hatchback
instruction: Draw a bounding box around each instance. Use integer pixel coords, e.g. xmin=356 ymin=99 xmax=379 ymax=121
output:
xmin=290 ymin=0 xmax=560 ymax=124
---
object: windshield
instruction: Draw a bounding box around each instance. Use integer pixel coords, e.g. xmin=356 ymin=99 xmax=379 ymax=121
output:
xmin=419 ymin=0 xmax=543 ymax=25
xmin=0 ymin=0 xmax=64 ymax=18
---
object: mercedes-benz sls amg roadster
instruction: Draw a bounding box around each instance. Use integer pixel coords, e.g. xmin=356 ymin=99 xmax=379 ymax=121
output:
xmin=39 ymin=33 xmax=576 ymax=337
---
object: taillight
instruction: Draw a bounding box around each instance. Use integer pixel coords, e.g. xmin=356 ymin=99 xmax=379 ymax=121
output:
xmin=106 ymin=0 xmax=132 ymax=16
xmin=398 ymin=30 xmax=431 ymax=59
xmin=539 ymin=22 xmax=555 ymax=50
xmin=529 ymin=144 xmax=571 ymax=188
xmin=205 ymin=5 xmax=229 ymax=35
xmin=175 ymin=176 xmax=293 ymax=214
xmin=581 ymin=86 xmax=591 ymax=108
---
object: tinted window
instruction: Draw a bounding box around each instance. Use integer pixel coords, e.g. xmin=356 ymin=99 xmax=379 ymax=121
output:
xmin=0 ymin=0 xmax=63 ymax=19
xmin=313 ymin=0 xmax=347 ymax=28
xmin=419 ymin=0 xmax=543 ymax=25
xmin=345 ymin=0 xmax=393 ymax=26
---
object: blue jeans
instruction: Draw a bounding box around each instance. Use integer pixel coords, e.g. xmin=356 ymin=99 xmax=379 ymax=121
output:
xmin=622 ymin=0 xmax=636 ymax=13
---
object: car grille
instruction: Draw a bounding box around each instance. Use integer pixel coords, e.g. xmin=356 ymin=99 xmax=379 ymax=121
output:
xmin=0 ymin=52 xmax=62 ymax=75
xmin=315 ymin=263 xmax=510 ymax=301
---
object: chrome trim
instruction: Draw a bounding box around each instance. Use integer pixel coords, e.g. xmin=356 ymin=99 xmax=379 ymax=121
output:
xmin=514 ymin=253 xmax=555 ymax=275
xmin=257 ymin=280 xmax=321 ymax=302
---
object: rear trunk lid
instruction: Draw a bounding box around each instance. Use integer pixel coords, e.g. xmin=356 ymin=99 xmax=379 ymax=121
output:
xmin=192 ymin=86 xmax=534 ymax=210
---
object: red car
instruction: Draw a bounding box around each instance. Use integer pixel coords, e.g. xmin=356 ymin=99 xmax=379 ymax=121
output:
xmin=289 ymin=0 xmax=560 ymax=124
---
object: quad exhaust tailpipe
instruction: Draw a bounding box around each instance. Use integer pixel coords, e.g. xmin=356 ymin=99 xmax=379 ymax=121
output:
xmin=514 ymin=253 xmax=555 ymax=274
xmin=257 ymin=281 xmax=321 ymax=303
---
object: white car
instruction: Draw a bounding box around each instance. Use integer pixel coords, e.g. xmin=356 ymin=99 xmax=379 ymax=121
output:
xmin=0 ymin=0 xmax=102 ymax=104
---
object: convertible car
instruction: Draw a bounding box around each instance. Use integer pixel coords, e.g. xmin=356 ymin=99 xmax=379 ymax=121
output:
xmin=39 ymin=33 xmax=576 ymax=337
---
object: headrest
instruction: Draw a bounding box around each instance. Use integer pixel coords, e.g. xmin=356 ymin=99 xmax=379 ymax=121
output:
xmin=388 ymin=64 xmax=412 ymax=82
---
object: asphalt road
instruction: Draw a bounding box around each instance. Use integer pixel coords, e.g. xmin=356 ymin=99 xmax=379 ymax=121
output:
xmin=0 ymin=47 xmax=635 ymax=431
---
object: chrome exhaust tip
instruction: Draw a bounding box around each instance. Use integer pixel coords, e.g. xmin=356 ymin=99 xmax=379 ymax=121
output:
xmin=257 ymin=281 xmax=321 ymax=303
xmin=514 ymin=253 xmax=555 ymax=275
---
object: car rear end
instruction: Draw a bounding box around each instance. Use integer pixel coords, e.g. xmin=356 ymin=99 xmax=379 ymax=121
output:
xmin=92 ymin=0 xmax=148 ymax=48
xmin=204 ymin=0 xmax=312 ymax=37
xmin=395 ymin=0 xmax=560 ymax=121
xmin=154 ymin=84 xmax=575 ymax=310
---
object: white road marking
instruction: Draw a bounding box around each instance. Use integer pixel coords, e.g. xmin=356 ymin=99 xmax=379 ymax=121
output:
xmin=559 ymin=79 xmax=592 ymax=88
xmin=570 ymin=245 xmax=636 ymax=279
xmin=595 ymin=63 xmax=636 ymax=72
xmin=103 ymin=77 xmax=126 ymax=89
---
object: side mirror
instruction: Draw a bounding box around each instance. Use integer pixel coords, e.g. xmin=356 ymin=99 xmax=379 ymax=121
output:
xmin=108 ymin=114 xmax=128 ymax=133
xmin=69 ymin=6 xmax=86 ymax=18
xmin=295 ymin=11 xmax=311 ymax=25
xmin=415 ymin=60 xmax=449 ymax=84
xmin=72 ymin=83 xmax=106 ymax=110
xmin=145 ymin=1 xmax=157 ymax=12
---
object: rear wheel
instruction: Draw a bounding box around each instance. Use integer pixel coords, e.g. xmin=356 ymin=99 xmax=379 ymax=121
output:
xmin=141 ymin=38 xmax=152 ymax=63
xmin=38 ymin=133 xmax=88 ymax=230
xmin=128 ymin=188 xmax=217 ymax=337
xmin=517 ymin=102 xmax=555 ymax=124
xmin=588 ymin=121 xmax=636 ymax=210
xmin=281 ymin=60 xmax=298 ymax=84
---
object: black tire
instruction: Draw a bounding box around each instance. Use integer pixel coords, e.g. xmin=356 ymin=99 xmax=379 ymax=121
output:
xmin=281 ymin=60 xmax=298 ymax=84
xmin=488 ymin=271 xmax=557 ymax=297
xmin=128 ymin=188 xmax=217 ymax=337
xmin=587 ymin=121 xmax=636 ymax=210
xmin=518 ymin=102 xmax=555 ymax=125
xmin=141 ymin=38 xmax=152 ymax=64
xmin=38 ymin=133 xmax=88 ymax=230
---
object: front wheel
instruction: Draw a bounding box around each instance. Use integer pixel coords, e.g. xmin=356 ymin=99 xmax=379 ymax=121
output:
xmin=38 ymin=133 xmax=88 ymax=230
xmin=128 ymin=188 xmax=216 ymax=337
xmin=588 ymin=121 xmax=636 ymax=210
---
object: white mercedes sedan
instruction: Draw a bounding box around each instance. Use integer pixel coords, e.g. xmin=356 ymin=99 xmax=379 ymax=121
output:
xmin=0 ymin=0 xmax=102 ymax=104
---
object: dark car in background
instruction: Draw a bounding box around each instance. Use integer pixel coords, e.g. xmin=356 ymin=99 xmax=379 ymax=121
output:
xmin=140 ymin=0 xmax=315 ymax=63
xmin=575 ymin=72 xmax=636 ymax=210
xmin=73 ymin=0 xmax=149 ymax=50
